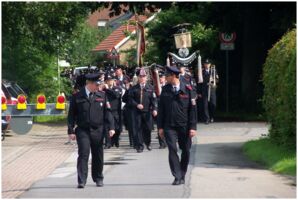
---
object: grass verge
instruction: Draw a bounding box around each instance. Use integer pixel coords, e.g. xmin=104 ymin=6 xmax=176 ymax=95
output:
xmin=243 ymin=138 xmax=296 ymax=176
xmin=33 ymin=115 xmax=67 ymax=124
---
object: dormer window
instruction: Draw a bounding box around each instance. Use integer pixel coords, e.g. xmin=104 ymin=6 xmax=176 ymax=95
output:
xmin=97 ymin=20 xmax=108 ymax=27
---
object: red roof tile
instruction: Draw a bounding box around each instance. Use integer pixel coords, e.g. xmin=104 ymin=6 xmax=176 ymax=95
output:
xmin=92 ymin=15 xmax=148 ymax=52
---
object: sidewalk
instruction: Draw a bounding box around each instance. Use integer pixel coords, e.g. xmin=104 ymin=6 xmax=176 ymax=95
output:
xmin=2 ymin=123 xmax=75 ymax=198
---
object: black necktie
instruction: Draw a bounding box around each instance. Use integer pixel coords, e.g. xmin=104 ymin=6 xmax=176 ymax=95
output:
xmin=173 ymin=86 xmax=178 ymax=94
xmin=89 ymin=92 xmax=93 ymax=101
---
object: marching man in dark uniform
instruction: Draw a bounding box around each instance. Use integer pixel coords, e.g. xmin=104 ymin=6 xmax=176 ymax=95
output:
xmin=128 ymin=68 xmax=158 ymax=153
xmin=114 ymin=65 xmax=133 ymax=146
xmin=103 ymin=72 xmax=123 ymax=148
xmin=198 ymin=59 xmax=219 ymax=124
xmin=157 ymin=66 xmax=197 ymax=185
xmin=67 ymin=73 xmax=115 ymax=189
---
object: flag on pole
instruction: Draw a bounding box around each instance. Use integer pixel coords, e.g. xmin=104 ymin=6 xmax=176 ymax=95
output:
xmin=136 ymin=22 xmax=146 ymax=67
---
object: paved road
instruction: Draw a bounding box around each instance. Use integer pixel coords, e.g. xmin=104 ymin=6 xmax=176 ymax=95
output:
xmin=17 ymin=122 xmax=296 ymax=198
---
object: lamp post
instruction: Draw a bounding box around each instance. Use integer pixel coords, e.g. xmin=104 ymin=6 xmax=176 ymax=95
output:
xmin=57 ymin=35 xmax=61 ymax=94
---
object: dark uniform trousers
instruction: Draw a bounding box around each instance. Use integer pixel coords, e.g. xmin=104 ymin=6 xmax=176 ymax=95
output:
xmin=165 ymin=126 xmax=191 ymax=180
xmin=104 ymin=111 xmax=121 ymax=147
xmin=202 ymin=89 xmax=216 ymax=121
xmin=133 ymin=110 xmax=153 ymax=149
xmin=76 ymin=126 xmax=104 ymax=184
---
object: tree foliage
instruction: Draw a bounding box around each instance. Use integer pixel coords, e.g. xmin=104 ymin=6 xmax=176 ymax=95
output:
xmin=2 ymin=2 xmax=105 ymax=101
xmin=64 ymin=22 xmax=111 ymax=67
xmin=144 ymin=4 xmax=218 ymax=64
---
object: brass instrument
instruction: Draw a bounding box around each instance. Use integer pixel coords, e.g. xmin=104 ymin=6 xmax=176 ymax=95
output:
xmin=197 ymin=54 xmax=203 ymax=83
xmin=208 ymin=65 xmax=217 ymax=102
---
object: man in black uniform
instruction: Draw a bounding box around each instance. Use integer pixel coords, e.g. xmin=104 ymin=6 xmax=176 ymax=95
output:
xmin=114 ymin=65 xmax=133 ymax=146
xmin=198 ymin=59 xmax=219 ymax=124
xmin=103 ymin=72 xmax=122 ymax=148
xmin=68 ymin=73 xmax=115 ymax=188
xmin=158 ymin=66 xmax=197 ymax=185
xmin=128 ymin=68 xmax=158 ymax=153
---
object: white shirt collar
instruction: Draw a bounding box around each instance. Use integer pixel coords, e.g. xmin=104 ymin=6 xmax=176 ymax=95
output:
xmin=85 ymin=86 xmax=91 ymax=97
xmin=118 ymin=75 xmax=123 ymax=81
xmin=172 ymin=83 xmax=180 ymax=91
xmin=140 ymin=83 xmax=146 ymax=88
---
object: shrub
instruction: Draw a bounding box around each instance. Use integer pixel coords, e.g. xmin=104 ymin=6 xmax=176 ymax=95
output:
xmin=262 ymin=29 xmax=296 ymax=149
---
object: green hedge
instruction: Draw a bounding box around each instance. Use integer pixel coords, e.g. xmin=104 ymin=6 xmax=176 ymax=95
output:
xmin=262 ymin=29 xmax=296 ymax=149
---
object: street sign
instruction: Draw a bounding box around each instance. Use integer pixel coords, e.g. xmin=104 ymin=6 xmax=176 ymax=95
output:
xmin=220 ymin=43 xmax=235 ymax=51
xmin=219 ymin=32 xmax=236 ymax=43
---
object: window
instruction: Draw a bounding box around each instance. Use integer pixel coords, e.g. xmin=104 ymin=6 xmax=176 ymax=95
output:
xmin=97 ymin=20 xmax=108 ymax=27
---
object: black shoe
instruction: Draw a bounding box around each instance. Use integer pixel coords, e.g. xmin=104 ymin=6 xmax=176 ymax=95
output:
xmin=115 ymin=142 xmax=119 ymax=148
xmin=180 ymin=177 xmax=185 ymax=184
xmin=147 ymin=145 xmax=152 ymax=151
xmin=77 ymin=183 xmax=85 ymax=188
xmin=137 ymin=149 xmax=143 ymax=153
xmin=205 ymin=120 xmax=209 ymax=125
xmin=172 ymin=178 xmax=181 ymax=185
xmin=104 ymin=145 xmax=111 ymax=149
xmin=159 ymin=145 xmax=166 ymax=149
xmin=96 ymin=179 xmax=104 ymax=187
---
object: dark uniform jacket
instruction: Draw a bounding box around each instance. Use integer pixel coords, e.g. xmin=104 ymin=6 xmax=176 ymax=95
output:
xmin=157 ymin=82 xmax=197 ymax=130
xmin=67 ymin=88 xmax=115 ymax=134
xmin=104 ymin=86 xmax=122 ymax=131
xmin=128 ymin=83 xmax=157 ymax=112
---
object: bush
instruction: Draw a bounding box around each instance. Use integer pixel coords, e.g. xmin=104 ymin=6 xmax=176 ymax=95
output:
xmin=262 ymin=29 xmax=296 ymax=149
